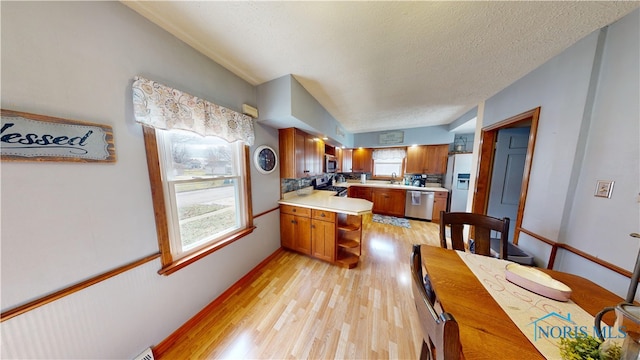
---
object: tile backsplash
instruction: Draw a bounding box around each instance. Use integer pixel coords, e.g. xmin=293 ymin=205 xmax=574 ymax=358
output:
xmin=281 ymin=177 xmax=314 ymax=194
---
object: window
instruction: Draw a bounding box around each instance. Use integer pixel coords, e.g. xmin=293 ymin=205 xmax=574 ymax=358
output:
xmin=143 ymin=127 xmax=254 ymax=275
xmin=373 ymin=159 xmax=404 ymax=177
xmin=160 ymin=129 xmax=248 ymax=257
xmin=133 ymin=76 xmax=255 ymax=275
xmin=372 ymin=148 xmax=406 ymax=178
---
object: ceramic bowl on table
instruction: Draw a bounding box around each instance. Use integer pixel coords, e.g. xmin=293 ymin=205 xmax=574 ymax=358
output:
xmin=505 ymin=263 xmax=572 ymax=301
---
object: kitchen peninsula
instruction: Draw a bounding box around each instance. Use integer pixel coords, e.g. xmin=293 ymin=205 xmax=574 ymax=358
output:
xmin=279 ymin=190 xmax=373 ymax=268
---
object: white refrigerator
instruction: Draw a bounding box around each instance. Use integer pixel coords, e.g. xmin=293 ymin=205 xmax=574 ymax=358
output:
xmin=444 ymin=154 xmax=473 ymax=213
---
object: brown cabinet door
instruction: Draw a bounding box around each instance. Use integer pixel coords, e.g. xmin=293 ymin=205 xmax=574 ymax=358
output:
xmin=293 ymin=215 xmax=311 ymax=254
xmin=280 ymin=205 xmax=312 ymax=254
xmin=342 ymin=149 xmax=353 ymax=172
xmin=295 ymin=129 xmax=308 ymax=177
xmin=352 ymin=148 xmax=372 ymax=172
xmin=372 ymin=188 xmax=405 ymax=217
xmin=405 ymin=144 xmax=449 ymax=174
xmin=335 ymin=147 xmax=343 ymax=172
xmin=405 ymin=146 xmax=427 ymax=174
xmin=280 ymin=213 xmax=296 ymax=249
xmin=432 ymin=191 xmax=448 ymax=221
xmin=424 ymin=144 xmax=449 ymax=174
xmin=311 ymin=219 xmax=336 ymax=262
xmin=348 ymin=186 xmax=372 ymax=201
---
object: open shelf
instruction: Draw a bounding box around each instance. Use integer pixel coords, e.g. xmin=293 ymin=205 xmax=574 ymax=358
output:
xmin=338 ymin=239 xmax=360 ymax=249
xmin=336 ymin=250 xmax=359 ymax=269
xmin=337 ymin=223 xmax=360 ymax=232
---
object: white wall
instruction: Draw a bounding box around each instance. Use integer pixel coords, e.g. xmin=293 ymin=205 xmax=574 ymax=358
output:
xmin=481 ymin=10 xmax=640 ymax=297
xmin=1 ymin=2 xmax=281 ymax=359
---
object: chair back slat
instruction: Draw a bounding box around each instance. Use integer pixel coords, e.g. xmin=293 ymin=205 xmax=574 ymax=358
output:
xmin=439 ymin=211 xmax=510 ymax=259
xmin=411 ymin=244 xmax=461 ymax=360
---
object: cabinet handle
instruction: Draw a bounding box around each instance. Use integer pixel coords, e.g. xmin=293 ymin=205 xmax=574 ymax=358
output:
xmin=320 ymin=213 xmax=325 ymax=217
xmin=291 ymin=220 xmax=297 ymax=224
xmin=292 ymin=209 xmax=296 ymax=212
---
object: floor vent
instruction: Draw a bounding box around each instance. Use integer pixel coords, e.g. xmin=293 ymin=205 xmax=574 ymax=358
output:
xmin=133 ymin=347 xmax=154 ymax=360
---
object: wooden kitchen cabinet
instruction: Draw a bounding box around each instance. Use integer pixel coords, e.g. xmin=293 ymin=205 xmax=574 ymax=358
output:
xmin=279 ymin=128 xmax=325 ymax=178
xmin=280 ymin=205 xmax=363 ymax=268
xmin=335 ymin=147 xmax=343 ymax=172
xmin=405 ymin=144 xmax=449 ymax=174
xmin=351 ymin=148 xmax=372 ymax=173
xmin=342 ymin=149 xmax=353 ymax=172
xmin=348 ymin=186 xmax=373 ymax=201
xmin=371 ymin=188 xmax=406 ymax=217
xmin=280 ymin=205 xmax=312 ymax=254
xmin=432 ymin=191 xmax=448 ymax=222
xmin=311 ymin=209 xmax=336 ymax=262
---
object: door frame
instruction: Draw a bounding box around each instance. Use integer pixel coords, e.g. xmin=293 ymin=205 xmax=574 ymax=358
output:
xmin=471 ymin=107 xmax=540 ymax=244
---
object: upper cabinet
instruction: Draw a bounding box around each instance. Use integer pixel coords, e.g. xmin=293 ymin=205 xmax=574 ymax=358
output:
xmin=342 ymin=149 xmax=353 ymax=172
xmin=352 ymin=148 xmax=373 ymax=173
xmin=405 ymin=144 xmax=449 ymax=174
xmin=334 ymin=147 xmax=343 ymax=172
xmin=279 ymin=128 xmax=325 ymax=178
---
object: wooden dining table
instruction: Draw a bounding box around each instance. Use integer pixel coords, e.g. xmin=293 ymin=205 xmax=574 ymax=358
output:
xmin=420 ymin=245 xmax=624 ymax=359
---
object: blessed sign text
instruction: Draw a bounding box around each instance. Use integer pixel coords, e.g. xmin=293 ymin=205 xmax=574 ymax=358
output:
xmin=1 ymin=109 xmax=116 ymax=162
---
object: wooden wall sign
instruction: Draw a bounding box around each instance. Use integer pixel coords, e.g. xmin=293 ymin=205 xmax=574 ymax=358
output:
xmin=1 ymin=109 xmax=116 ymax=162
xmin=378 ymin=131 xmax=404 ymax=145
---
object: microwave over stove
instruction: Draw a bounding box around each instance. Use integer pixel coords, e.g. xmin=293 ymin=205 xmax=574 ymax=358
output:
xmin=325 ymin=155 xmax=337 ymax=173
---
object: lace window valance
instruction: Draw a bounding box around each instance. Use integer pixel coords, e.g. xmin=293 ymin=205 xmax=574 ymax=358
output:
xmin=132 ymin=76 xmax=255 ymax=145
xmin=372 ymin=148 xmax=406 ymax=160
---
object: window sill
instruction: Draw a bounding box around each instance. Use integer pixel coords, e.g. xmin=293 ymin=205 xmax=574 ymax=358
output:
xmin=157 ymin=226 xmax=256 ymax=276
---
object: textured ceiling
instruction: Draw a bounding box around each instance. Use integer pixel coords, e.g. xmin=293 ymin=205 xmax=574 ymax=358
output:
xmin=123 ymin=1 xmax=639 ymax=134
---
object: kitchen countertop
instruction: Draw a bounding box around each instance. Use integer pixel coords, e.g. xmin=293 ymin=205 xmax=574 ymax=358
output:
xmin=279 ymin=190 xmax=373 ymax=216
xmin=337 ymin=180 xmax=448 ymax=192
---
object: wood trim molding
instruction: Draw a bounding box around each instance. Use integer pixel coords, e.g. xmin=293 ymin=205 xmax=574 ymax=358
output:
xmin=0 ymin=253 xmax=161 ymax=322
xmin=254 ymin=206 xmax=280 ymax=219
xmin=157 ymin=226 xmax=256 ymax=276
xmin=142 ymin=126 xmax=173 ymax=266
xmin=153 ymin=248 xmax=285 ymax=358
xmin=519 ymin=226 xmax=637 ymax=280
xmin=518 ymin=227 xmax=556 ymax=246
xmin=512 ymin=108 xmax=540 ymax=244
xmin=471 ymin=107 xmax=540 ymax=247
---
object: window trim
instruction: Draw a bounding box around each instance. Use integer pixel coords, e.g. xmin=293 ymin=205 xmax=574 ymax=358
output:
xmin=142 ymin=126 xmax=254 ymax=276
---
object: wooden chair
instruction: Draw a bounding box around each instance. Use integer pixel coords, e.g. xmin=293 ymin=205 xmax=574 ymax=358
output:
xmin=411 ymin=244 xmax=461 ymax=360
xmin=439 ymin=211 xmax=510 ymax=260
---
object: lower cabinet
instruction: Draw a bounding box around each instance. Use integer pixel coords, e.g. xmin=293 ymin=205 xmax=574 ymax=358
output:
xmin=280 ymin=205 xmax=311 ymax=254
xmin=348 ymin=186 xmax=372 ymax=201
xmin=281 ymin=205 xmax=362 ymax=268
xmin=432 ymin=191 xmax=448 ymax=222
xmin=311 ymin=209 xmax=336 ymax=262
xmin=371 ymin=188 xmax=406 ymax=217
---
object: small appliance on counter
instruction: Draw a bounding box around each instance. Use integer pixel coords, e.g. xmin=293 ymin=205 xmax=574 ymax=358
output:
xmin=410 ymin=174 xmax=425 ymax=187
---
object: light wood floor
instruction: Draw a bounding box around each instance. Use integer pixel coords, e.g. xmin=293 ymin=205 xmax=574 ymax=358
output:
xmin=157 ymin=214 xmax=441 ymax=359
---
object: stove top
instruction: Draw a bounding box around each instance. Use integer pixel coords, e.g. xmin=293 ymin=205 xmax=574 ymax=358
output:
xmin=316 ymin=185 xmax=348 ymax=193
xmin=313 ymin=177 xmax=347 ymax=196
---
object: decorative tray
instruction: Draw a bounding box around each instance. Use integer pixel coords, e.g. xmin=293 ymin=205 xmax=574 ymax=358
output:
xmin=505 ymin=263 xmax=572 ymax=302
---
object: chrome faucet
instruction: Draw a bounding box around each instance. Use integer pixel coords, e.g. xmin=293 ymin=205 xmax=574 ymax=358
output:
xmin=391 ymin=172 xmax=397 ymax=184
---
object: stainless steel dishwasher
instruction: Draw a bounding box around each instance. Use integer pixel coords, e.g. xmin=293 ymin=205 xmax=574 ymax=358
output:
xmin=404 ymin=190 xmax=435 ymax=220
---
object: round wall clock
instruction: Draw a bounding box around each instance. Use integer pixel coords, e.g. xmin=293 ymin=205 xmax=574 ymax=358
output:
xmin=253 ymin=145 xmax=278 ymax=174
